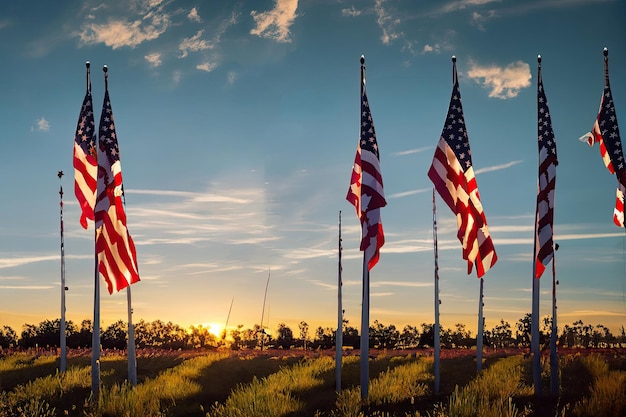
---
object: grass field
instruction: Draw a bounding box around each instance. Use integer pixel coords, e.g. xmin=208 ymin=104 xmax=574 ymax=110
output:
xmin=0 ymin=348 xmax=625 ymax=417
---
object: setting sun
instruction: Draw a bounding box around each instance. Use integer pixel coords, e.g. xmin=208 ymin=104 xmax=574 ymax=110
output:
xmin=205 ymin=323 xmax=226 ymax=338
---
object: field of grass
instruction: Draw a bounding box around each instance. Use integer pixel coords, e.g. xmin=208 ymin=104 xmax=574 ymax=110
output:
xmin=0 ymin=348 xmax=625 ymax=417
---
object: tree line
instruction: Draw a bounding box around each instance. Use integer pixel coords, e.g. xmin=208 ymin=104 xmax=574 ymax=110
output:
xmin=1 ymin=314 xmax=624 ymax=351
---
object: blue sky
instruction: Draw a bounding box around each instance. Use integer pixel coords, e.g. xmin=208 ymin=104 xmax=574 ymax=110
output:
xmin=1 ymin=0 xmax=625 ymax=338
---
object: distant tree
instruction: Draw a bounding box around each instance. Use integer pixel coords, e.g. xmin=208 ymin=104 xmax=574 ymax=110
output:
xmin=0 ymin=325 xmax=18 ymax=348
xmin=299 ymin=321 xmax=309 ymax=350
xmin=398 ymin=325 xmax=419 ymax=349
xmin=313 ymin=326 xmax=335 ymax=349
xmin=276 ymin=323 xmax=294 ymax=349
xmin=68 ymin=319 xmax=92 ymax=349
xmin=370 ymin=321 xmax=399 ymax=349
xmin=489 ymin=319 xmax=513 ymax=349
xmin=230 ymin=325 xmax=244 ymax=350
xmin=342 ymin=320 xmax=359 ymax=349
xmin=419 ymin=323 xmax=434 ymax=348
xmin=450 ymin=323 xmax=473 ymax=349
xmin=516 ymin=314 xmax=532 ymax=347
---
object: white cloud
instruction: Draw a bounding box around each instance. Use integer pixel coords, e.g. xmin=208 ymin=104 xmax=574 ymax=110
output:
xmin=197 ymin=61 xmax=218 ymax=72
xmin=188 ymin=7 xmax=202 ymax=23
xmin=467 ymin=60 xmax=532 ymax=99
xmin=227 ymin=71 xmax=238 ymax=84
xmin=388 ymin=189 xmax=430 ymax=199
xmin=443 ymin=0 xmax=501 ymax=13
xmin=77 ymin=2 xmax=171 ymax=49
xmin=179 ymin=30 xmax=212 ymax=58
xmin=374 ymin=0 xmax=403 ymax=45
xmin=471 ymin=10 xmax=496 ymax=30
xmin=250 ymin=0 xmax=299 ymax=43
xmin=474 ymin=160 xmax=523 ymax=175
xmin=36 ymin=117 xmax=50 ymax=132
xmin=393 ymin=146 xmax=433 ymax=156
xmin=144 ymin=52 xmax=162 ymax=67
xmin=342 ymin=6 xmax=362 ymax=16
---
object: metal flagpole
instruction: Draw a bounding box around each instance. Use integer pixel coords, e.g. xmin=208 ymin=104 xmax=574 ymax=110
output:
xmin=126 ymin=285 xmax=137 ymax=386
xmin=359 ymin=56 xmax=370 ymax=400
xmin=336 ymin=210 xmax=343 ymax=392
xmin=550 ymin=243 xmax=559 ymax=394
xmin=88 ymin=61 xmax=101 ymax=400
xmin=477 ymin=278 xmax=484 ymax=372
xmin=531 ymin=55 xmax=543 ymax=397
xmin=59 ymin=171 xmax=67 ymax=373
xmin=432 ymin=189 xmax=440 ymax=393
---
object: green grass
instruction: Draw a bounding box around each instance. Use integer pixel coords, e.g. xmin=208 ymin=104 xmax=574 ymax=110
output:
xmin=1 ymin=350 xmax=625 ymax=417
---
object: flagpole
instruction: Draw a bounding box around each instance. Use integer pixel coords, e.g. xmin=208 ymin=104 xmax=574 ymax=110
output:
xmin=477 ymin=278 xmax=484 ymax=372
xmin=550 ymin=243 xmax=559 ymax=394
xmin=531 ymin=55 xmax=543 ymax=397
xmin=336 ymin=210 xmax=343 ymax=392
xmin=359 ymin=55 xmax=370 ymax=400
xmin=59 ymin=171 xmax=67 ymax=373
xmin=88 ymin=61 xmax=101 ymax=400
xmin=432 ymin=189 xmax=440 ymax=393
xmin=126 ymin=285 xmax=137 ymax=386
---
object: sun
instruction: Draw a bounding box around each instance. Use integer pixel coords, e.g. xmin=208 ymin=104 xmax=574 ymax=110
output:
xmin=205 ymin=322 xmax=225 ymax=338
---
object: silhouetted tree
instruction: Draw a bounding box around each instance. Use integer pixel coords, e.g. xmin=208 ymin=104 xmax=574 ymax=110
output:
xmin=102 ymin=320 xmax=127 ymax=350
xmin=298 ymin=321 xmax=309 ymax=350
xmin=0 ymin=325 xmax=18 ymax=348
xmin=276 ymin=323 xmax=294 ymax=349
xmin=398 ymin=325 xmax=419 ymax=349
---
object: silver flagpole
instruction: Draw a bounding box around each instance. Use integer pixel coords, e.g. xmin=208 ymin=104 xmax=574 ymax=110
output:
xmin=89 ymin=61 xmax=101 ymax=400
xmin=550 ymin=243 xmax=559 ymax=394
xmin=359 ymin=55 xmax=369 ymax=400
xmin=336 ymin=210 xmax=343 ymax=392
xmin=127 ymin=286 xmax=137 ymax=386
xmin=260 ymin=269 xmax=270 ymax=351
xmin=477 ymin=278 xmax=484 ymax=372
xmin=432 ymin=189 xmax=440 ymax=393
xmin=531 ymin=55 xmax=543 ymax=397
xmin=59 ymin=171 xmax=67 ymax=373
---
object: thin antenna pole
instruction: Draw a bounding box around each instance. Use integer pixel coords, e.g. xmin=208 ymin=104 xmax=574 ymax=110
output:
xmin=336 ymin=210 xmax=343 ymax=392
xmin=225 ymin=297 xmax=234 ymax=330
xmin=432 ymin=189 xmax=440 ymax=393
xmin=359 ymin=55 xmax=370 ymax=400
xmin=260 ymin=268 xmax=271 ymax=350
xmin=59 ymin=171 xmax=67 ymax=373
xmin=531 ymin=55 xmax=542 ymax=396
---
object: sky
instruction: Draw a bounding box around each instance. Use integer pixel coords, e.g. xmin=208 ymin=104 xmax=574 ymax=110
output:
xmin=1 ymin=0 xmax=626 ymax=339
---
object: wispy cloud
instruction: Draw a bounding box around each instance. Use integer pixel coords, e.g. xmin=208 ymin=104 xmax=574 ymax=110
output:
xmin=144 ymin=52 xmax=162 ymax=67
xmin=250 ymin=0 xmax=299 ymax=43
xmin=179 ymin=30 xmax=212 ymax=58
xmin=187 ymin=7 xmax=202 ymax=23
xmin=393 ymin=146 xmax=433 ymax=156
xmin=474 ymin=160 xmax=523 ymax=175
xmin=77 ymin=1 xmax=172 ymax=49
xmin=36 ymin=117 xmax=50 ymax=132
xmin=227 ymin=71 xmax=238 ymax=85
xmin=197 ymin=61 xmax=219 ymax=72
xmin=442 ymin=0 xmax=501 ymax=13
xmin=467 ymin=60 xmax=532 ymax=99
xmin=0 ymin=254 xmax=91 ymax=269
xmin=388 ymin=189 xmax=430 ymax=199
xmin=341 ymin=6 xmax=362 ymax=17
xmin=374 ymin=0 xmax=403 ymax=45
xmin=0 ymin=285 xmax=55 ymax=290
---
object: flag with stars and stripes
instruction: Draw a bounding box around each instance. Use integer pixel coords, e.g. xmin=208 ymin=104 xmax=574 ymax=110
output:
xmin=346 ymin=70 xmax=386 ymax=271
xmin=94 ymin=87 xmax=140 ymax=294
xmin=428 ymin=63 xmax=497 ymax=278
xmin=580 ymin=55 xmax=625 ymax=227
xmin=534 ymin=69 xmax=558 ymax=279
xmin=73 ymin=88 xmax=97 ymax=229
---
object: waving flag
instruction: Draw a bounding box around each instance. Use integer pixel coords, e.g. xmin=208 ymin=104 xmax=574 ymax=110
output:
xmin=428 ymin=58 xmax=497 ymax=278
xmin=95 ymin=80 xmax=140 ymax=294
xmin=73 ymin=74 xmax=97 ymax=229
xmin=534 ymin=64 xmax=558 ymax=279
xmin=346 ymin=62 xmax=386 ymax=271
xmin=580 ymin=48 xmax=625 ymax=227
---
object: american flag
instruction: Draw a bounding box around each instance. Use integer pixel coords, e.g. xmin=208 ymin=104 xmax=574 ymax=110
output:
xmin=534 ymin=69 xmax=558 ymax=279
xmin=346 ymin=69 xmax=386 ymax=271
xmin=428 ymin=65 xmax=497 ymax=278
xmin=581 ymin=57 xmax=625 ymax=227
xmin=73 ymin=88 xmax=97 ymax=229
xmin=94 ymin=87 xmax=140 ymax=294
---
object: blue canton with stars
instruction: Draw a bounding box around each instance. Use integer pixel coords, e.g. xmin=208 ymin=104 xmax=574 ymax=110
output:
xmin=538 ymin=83 xmax=557 ymax=162
xmin=361 ymin=91 xmax=380 ymax=160
xmin=599 ymin=82 xmax=624 ymax=183
xmin=442 ymin=82 xmax=472 ymax=172
xmin=98 ymin=90 xmax=121 ymax=167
